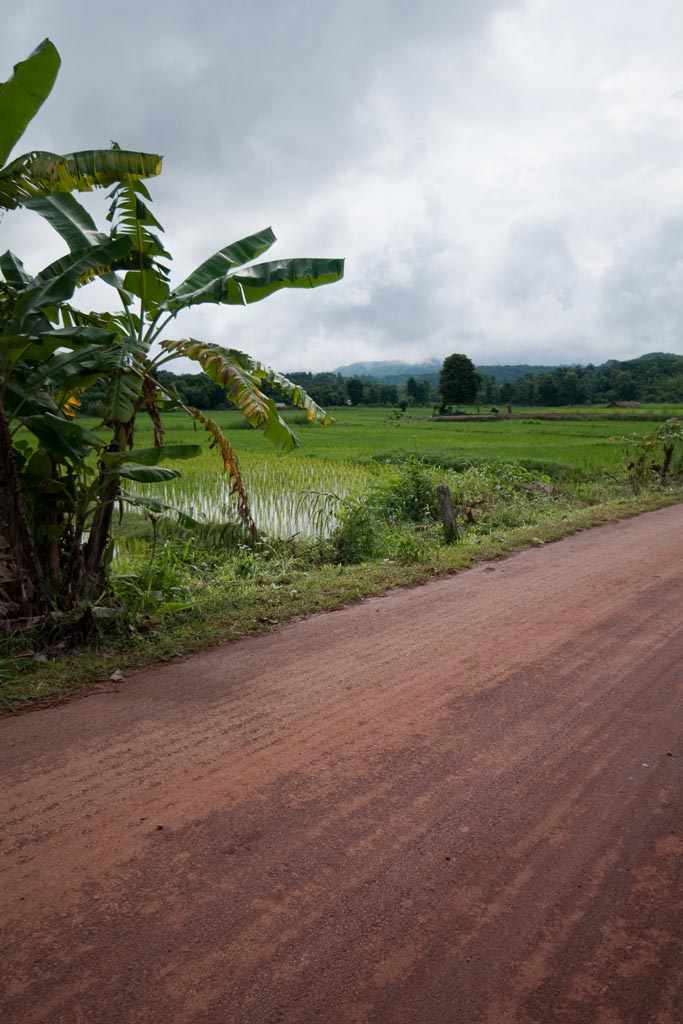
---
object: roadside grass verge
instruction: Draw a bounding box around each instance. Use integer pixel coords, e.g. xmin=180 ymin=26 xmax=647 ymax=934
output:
xmin=2 ymin=486 xmax=681 ymax=713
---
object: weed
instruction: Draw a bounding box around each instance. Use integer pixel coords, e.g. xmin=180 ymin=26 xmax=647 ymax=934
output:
xmin=618 ymin=419 xmax=683 ymax=493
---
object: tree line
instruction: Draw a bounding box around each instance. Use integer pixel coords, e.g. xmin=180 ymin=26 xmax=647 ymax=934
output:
xmin=79 ymin=369 xmax=434 ymax=413
xmin=78 ymin=351 xmax=683 ymax=415
xmin=479 ymin=353 xmax=683 ymax=407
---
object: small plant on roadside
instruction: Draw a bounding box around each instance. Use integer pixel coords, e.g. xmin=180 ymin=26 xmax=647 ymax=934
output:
xmin=333 ymin=459 xmax=445 ymax=562
xmin=332 ymin=458 xmax=565 ymax=563
xmin=294 ymin=490 xmax=343 ymax=539
xmin=619 ymin=419 xmax=683 ymax=493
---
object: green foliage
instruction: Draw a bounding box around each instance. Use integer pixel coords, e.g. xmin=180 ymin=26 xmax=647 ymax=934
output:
xmin=438 ymin=353 xmax=482 ymax=410
xmin=0 ymin=40 xmax=343 ymax=628
xmin=481 ymin=353 xmax=683 ymax=408
xmin=620 ymin=418 xmax=683 ymax=493
xmin=96 ymin=352 xmax=683 ymax=415
xmin=7 ymin=403 xmax=683 ymax=691
xmin=332 ymin=457 xmax=561 ymax=564
xmin=0 ymin=40 xmax=161 ymax=211
xmin=405 ymin=376 xmax=432 ymax=405
xmin=1 ymin=186 xmax=343 ymax=615
xmin=0 ymin=39 xmax=59 ymax=166
xmin=108 ymin=529 xmax=311 ymax=636
xmin=331 ymin=459 xmax=439 ymax=562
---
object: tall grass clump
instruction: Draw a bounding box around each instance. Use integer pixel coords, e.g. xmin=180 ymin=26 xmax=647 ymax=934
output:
xmin=332 ymin=458 xmax=565 ymax=563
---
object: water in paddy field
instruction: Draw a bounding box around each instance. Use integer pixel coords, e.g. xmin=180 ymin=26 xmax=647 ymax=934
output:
xmin=133 ymin=458 xmax=372 ymax=539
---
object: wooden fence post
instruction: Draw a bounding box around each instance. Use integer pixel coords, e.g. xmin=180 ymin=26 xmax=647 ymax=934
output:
xmin=436 ymin=484 xmax=458 ymax=544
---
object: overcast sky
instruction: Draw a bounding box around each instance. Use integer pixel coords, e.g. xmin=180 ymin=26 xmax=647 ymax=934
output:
xmin=3 ymin=0 xmax=683 ymax=372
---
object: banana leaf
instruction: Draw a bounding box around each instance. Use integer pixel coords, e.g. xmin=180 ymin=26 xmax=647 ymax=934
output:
xmin=0 ymin=148 xmax=163 ymax=210
xmin=166 ymin=227 xmax=277 ymax=306
xmin=0 ymin=249 xmax=33 ymax=288
xmin=112 ymin=464 xmax=181 ymax=483
xmin=161 ymin=338 xmax=303 ymax=452
xmin=100 ymin=444 xmax=202 ymax=467
xmin=0 ymin=39 xmax=60 ymax=166
xmin=23 ymin=412 xmax=103 ymax=460
xmin=24 ymin=343 xmax=125 ymax=392
xmin=23 ymin=193 xmax=107 ymax=251
xmin=163 ymin=255 xmax=343 ymax=313
xmin=14 ymin=236 xmax=135 ymax=318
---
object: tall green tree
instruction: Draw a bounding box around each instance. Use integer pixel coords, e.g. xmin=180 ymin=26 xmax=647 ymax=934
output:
xmin=347 ymin=377 xmax=364 ymax=405
xmin=438 ymin=353 xmax=481 ymax=411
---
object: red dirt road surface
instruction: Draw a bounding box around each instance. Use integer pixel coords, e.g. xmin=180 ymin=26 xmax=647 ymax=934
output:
xmin=1 ymin=505 xmax=682 ymax=1023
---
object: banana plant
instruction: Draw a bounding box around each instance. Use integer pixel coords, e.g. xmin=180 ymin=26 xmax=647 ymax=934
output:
xmin=1 ymin=178 xmax=344 ymax=613
xmin=58 ymin=178 xmax=343 ymax=598
xmin=0 ymin=40 xmax=343 ymax=622
xmin=0 ymin=37 xmax=158 ymax=623
xmin=0 ymin=39 xmax=162 ymax=210
xmin=0 ymin=241 xmax=191 ymax=609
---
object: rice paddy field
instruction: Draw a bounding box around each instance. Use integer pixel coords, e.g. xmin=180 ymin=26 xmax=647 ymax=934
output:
xmin=104 ymin=403 xmax=683 ymax=541
xmin=8 ymin=403 xmax=683 ymax=705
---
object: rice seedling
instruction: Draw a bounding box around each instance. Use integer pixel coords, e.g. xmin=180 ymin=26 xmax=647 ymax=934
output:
xmin=130 ymin=451 xmax=374 ymax=539
xmin=100 ymin=403 xmax=683 ymax=553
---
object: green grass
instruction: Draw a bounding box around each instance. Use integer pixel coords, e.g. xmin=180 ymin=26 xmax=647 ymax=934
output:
xmin=3 ymin=403 xmax=683 ymax=710
xmin=119 ymin=402 xmax=683 ymax=465
xmin=109 ymin=404 xmax=683 ymax=533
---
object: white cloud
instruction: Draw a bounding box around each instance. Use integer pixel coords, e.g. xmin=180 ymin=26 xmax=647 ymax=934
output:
xmin=2 ymin=0 xmax=683 ymax=371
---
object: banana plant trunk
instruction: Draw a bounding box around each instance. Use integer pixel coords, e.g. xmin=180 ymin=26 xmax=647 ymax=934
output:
xmin=0 ymin=393 xmax=49 ymax=622
xmin=83 ymin=422 xmax=130 ymax=600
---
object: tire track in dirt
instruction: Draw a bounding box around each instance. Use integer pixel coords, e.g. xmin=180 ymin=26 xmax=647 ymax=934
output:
xmin=1 ymin=505 xmax=682 ymax=1022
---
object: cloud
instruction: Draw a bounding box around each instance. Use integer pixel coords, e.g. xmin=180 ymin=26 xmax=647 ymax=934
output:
xmin=2 ymin=0 xmax=683 ymax=371
xmin=493 ymin=219 xmax=580 ymax=308
xmin=599 ymin=216 xmax=683 ymax=354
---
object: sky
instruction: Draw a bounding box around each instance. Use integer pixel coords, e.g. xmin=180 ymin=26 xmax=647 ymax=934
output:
xmin=2 ymin=0 xmax=683 ymax=373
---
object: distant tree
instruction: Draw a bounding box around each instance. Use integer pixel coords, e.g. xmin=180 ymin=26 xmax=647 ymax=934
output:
xmin=286 ymin=371 xmax=348 ymax=407
xmin=379 ymin=383 xmax=398 ymax=405
xmin=499 ymin=382 xmax=515 ymax=410
xmin=557 ymin=371 xmax=586 ymax=406
xmin=347 ymin=376 xmax=364 ymax=405
xmin=537 ymin=373 xmax=560 ymax=406
xmin=480 ymin=374 xmax=498 ymax=405
xmin=613 ymin=371 xmax=638 ymax=402
xmin=413 ymin=377 xmax=433 ymax=404
xmin=514 ymin=375 xmax=537 ymax=405
xmin=405 ymin=376 xmax=420 ymax=403
xmin=438 ymin=353 xmax=482 ymax=410
xmin=662 ymin=374 xmax=683 ymax=402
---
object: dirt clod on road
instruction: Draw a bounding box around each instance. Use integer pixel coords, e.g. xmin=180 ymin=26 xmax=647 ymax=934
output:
xmin=1 ymin=505 xmax=682 ymax=1023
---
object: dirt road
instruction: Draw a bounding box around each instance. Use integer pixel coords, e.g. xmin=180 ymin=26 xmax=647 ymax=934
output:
xmin=1 ymin=506 xmax=682 ymax=1023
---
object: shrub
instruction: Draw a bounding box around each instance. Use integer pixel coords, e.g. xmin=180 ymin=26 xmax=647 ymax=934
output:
xmin=332 ymin=458 xmax=562 ymax=563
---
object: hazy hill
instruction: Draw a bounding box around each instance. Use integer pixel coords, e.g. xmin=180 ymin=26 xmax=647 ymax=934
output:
xmin=333 ymin=360 xmax=441 ymax=379
xmin=334 ymin=360 xmax=559 ymax=385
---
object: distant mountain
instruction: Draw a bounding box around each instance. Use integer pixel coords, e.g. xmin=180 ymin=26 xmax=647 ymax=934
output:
xmin=333 ymin=360 xmax=441 ymax=379
xmin=334 ymin=360 xmax=559 ymax=386
xmin=477 ymin=364 xmax=561 ymax=385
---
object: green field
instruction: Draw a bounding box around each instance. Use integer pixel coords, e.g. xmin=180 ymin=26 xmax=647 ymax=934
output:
xmin=6 ymin=403 xmax=683 ymax=706
xmin=108 ymin=404 xmax=683 ymax=538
